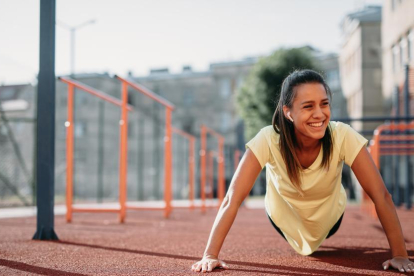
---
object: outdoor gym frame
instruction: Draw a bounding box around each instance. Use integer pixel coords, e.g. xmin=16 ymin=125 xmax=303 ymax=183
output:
xmin=365 ymin=121 xmax=414 ymax=216
xmin=114 ymin=75 xmax=175 ymax=219
xmin=59 ymin=77 xmax=133 ymax=223
xmin=200 ymin=125 xmax=225 ymax=212
xmin=61 ymin=76 xmax=227 ymax=223
xmin=172 ymin=127 xmax=196 ymax=209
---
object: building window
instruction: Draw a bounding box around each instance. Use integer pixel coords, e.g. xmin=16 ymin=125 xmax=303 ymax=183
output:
xmin=400 ymin=38 xmax=407 ymax=67
xmin=220 ymin=112 xmax=231 ymax=132
xmin=74 ymin=122 xmax=87 ymax=137
xmin=219 ymin=78 xmax=231 ymax=99
xmin=408 ymin=30 xmax=414 ymax=62
xmin=392 ymin=44 xmax=399 ymax=72
xmin=183 ymin=89 xmax=193 ymax=106
xmin=326 ymin=70 xmax=340 ymax=90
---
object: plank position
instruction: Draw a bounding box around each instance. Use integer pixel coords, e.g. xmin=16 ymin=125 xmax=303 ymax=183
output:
xmin=192 ymin=69 xmax=413 ymax=273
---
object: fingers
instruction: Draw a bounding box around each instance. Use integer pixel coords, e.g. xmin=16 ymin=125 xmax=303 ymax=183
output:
xmin=192 ymin=262 xmax=202 ymax=272
xmin=192 ymin=258 xmax=229 ymax=273
xmin=403 ymin=263 xmax=411 ymax=273
xmin=383 ymin=260 xmax=390 ymax=270
xmin=201 ymin=262 xmax=208 ymax=273
xmin=408 ymin=263 xmax=414 ymax=273
xmin=219 ymin=260 xmax=229 ymax=269
xmin=207 ymin=261 xmax=214 ymax=272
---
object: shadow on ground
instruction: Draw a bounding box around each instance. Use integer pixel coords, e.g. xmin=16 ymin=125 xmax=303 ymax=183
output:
xmin=0 ymin=258 xmax=88 ymax=276
xmin=57 ymin=240 xmax=395 ymax=275
xmin=312 ymin=245 xmax=414 ymax=273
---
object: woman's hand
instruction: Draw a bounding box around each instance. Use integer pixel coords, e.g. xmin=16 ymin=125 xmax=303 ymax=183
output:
xmin=191 ymin=256 xmax=229 ymax=273
xmin=383 ymin=256 xmax=414 ymax=273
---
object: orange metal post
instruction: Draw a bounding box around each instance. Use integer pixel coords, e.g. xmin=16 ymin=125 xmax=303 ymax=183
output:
xmin=60 ymin=77 xmax=133 ymax=222
xmin=119 ymin=81 xmax=128 ymax=223
xmin=234 ymin=149 xmax=241 ymax=172
xmin=218 ymin=138 xmax=225 ymax=206
xmin=189 ymin=137 xmax=195 ymax=209
xmin=200 ymin=126 xmax=206 ymax=213
xmin=171 ymin=127 xmax=196 ymax=210
xmin=65 ymin=84 xmax=74 ymax=223
xmin=200 ymin=125 xmax=226 ymax=210
xmin=114 ymin=76 xmax=176 ymax=217
xmin=207 ymin=151 xmax=213 ymax=199
xmin=164 ymin=108 xmax=173 ymax=218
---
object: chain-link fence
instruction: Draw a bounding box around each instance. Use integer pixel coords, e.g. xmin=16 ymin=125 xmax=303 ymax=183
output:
xmin=0 ymin=111 xmax=35 ymax=208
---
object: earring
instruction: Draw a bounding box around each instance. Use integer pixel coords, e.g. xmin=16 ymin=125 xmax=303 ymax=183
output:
xmin=287 ymin=112 xmax=294 ymax=122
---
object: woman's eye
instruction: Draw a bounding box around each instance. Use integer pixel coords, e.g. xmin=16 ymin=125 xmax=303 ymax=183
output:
xmin=304 ymin=106 xmax=312 ymax=108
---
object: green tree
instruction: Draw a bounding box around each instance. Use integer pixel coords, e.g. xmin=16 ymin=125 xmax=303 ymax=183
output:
xmin=236 ymin=47 xmax=320 ymax=140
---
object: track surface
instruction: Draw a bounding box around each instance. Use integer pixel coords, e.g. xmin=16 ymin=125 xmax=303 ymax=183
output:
xmin=0 ymin=205 xmax=413 ymax=275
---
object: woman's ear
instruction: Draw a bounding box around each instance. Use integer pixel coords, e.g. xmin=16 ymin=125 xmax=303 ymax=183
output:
xmin=283 ymin=106 xmax=294 ymax=122
xmin=287 ymin=112 xmax=294 ymax=122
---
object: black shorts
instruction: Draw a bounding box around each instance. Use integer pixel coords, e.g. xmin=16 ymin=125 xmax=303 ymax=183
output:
xmin=267 ymin=212 xmax=344 ymax=241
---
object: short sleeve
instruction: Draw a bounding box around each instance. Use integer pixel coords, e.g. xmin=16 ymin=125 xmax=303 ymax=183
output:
xmin=339 ymin=124 xmax=368 ymax=166
xmin=245 ymin=128 xmax=270 ymax=168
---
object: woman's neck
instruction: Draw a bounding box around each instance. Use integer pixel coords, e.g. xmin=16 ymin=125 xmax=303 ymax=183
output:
xmin=295 ymin=136 xmax=321 ymax=152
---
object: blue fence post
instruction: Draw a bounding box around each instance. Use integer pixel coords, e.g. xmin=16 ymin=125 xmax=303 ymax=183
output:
xmin=33 ymin=0 xmax=59 ymax=240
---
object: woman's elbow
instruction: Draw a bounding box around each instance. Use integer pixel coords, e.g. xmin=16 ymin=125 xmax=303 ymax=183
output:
xmin=373 ymin=189 xmax=394 ymax=205
xmin=221 ymin=192 xmax=242 ymax=210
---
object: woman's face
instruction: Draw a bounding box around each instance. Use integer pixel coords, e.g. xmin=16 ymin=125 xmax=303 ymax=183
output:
xmin=284 ymin=82 xmax=330 ymax=143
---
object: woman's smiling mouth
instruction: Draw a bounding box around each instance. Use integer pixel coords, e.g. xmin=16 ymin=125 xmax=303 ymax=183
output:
xmin=308 ymin=121 xmax=324 ymax=127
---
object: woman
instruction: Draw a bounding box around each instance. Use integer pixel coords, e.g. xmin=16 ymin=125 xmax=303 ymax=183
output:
xmin=191 ymin=70 xmax=413 ymax=273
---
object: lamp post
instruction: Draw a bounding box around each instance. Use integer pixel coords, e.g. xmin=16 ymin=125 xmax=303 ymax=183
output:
xmin=57 ymin=19 xmax=96 ymax=75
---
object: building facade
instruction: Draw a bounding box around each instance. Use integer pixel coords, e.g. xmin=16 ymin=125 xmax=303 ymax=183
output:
xmin=1 ymin=49 xmax=347 ymax=206
xmin=339 ymin=5 xmax=384 ymax=134
xmin=382 ymin=0 xmax=414 ymax=114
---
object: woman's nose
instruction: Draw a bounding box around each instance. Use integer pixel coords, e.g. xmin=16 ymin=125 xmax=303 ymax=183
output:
xmin=313 ymin=107 xmax=324 ymax=118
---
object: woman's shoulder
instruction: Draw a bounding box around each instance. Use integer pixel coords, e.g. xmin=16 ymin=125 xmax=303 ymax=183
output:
xmin=259 ymin=125 xmax=280 ymax=146
xmin=329 ymin=121 xmax=351 ymax=134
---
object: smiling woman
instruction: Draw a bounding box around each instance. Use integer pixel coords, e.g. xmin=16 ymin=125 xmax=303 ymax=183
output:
xmin=192 ymin=70 xmax=414 ymax=273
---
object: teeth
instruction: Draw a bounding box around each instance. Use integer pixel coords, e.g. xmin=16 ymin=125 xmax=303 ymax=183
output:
xmin=309 ymin=122 xmax=323 ymax=127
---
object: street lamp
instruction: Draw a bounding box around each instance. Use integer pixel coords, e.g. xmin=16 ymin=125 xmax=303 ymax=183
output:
xmin=57 ymin=19 xmax=96 ymax=75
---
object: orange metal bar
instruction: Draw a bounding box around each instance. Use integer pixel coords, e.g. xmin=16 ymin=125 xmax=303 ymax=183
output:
xmin=72 ymin=208 xmax=121 ymax=213
xmin=379 ymin=145 xmax=414 ymax=149
xmin=59 ymin=77 xmax=133 ymax=111
xmin=118 ymin=81 xmax=128 ymax=223
xmin=200 ymin=125 xmax=226 ymax=210
xmin=379 ymin=135 xmax=414 ymax=141
xmin=207 ymin=151 xmax=214 ymax=199
xmin=200 ymin=126 xmax=207 ymax=213
xmin=172 ymin=127 xmax=194 ymax=140
xmin=115 ymin=75 xmax=174 ymax=109
xmin=65 ymin=84 xmax=74 ymax=223
xmin=189 ymin=137 xmax=195 ymax=209
xmin=218 ymin=138 xmax=225 ymax=206
xmin=164 ymin=108 xmax=173 ymax=218
xmin=172 ymin=127 xmax=196 ymax=209
xmin=234 ymin=149 xmax=241 ymax=172
xmin=365 ymin=121 xmax=414 ymax=218
xmin=60 ymin=78 xmax=133 ymax=222
xmin=115 ymin=76 xmax=175 ymax=219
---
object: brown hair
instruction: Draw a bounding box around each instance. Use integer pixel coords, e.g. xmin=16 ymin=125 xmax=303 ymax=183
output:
xmin=272 ymin=69 xmax=333 ymax=196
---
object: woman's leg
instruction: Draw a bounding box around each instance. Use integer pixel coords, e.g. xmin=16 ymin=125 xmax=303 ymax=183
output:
xmin=326 ymin=212 xmax=344 ymax=239
xmin=267 ymin=214 xmax=287 ymax=241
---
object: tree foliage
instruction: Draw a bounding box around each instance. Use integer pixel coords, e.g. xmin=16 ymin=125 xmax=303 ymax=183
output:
xmin=236 ymin=47 xmax=320 ymax=140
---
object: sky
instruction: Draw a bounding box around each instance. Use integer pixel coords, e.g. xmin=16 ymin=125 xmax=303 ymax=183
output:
xmin=0 ymin=0 xmax=382 ymax=85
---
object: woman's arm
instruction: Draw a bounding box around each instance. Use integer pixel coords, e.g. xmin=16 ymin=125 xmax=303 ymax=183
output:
xmin=192 ymin=149 xmax=262 ymax=273
xmin=351 ymin=147 xmax=413 ymax=273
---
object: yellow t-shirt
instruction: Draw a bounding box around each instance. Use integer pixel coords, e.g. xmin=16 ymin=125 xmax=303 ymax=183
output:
xmin=246 ymin=121 xmax=368 ymax=255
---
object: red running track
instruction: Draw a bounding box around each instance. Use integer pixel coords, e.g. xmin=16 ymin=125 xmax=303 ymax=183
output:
xmin=0 ymin=205 xmax=413 ymax=275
